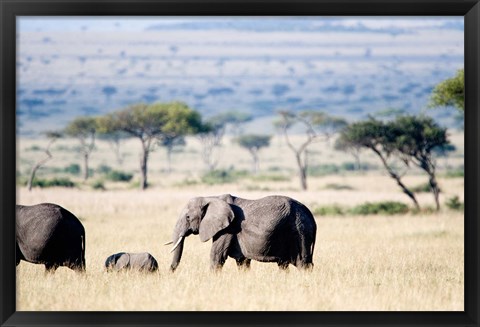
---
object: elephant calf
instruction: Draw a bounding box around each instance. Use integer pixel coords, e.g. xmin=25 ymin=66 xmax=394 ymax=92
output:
xmin=16 ymin=203 xmax=86 ymax=272
xmin=105 ymin=252 xmax=158 ymax=272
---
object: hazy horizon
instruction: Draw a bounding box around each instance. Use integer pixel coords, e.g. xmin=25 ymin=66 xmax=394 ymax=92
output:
xmin=17 ymin=16 xmax=464 ymax=136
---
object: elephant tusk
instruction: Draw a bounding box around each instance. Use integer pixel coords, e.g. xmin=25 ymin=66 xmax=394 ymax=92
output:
xmin=170 ymin=236 xmax=184 ymax=253
xmin=163 ymin=241 xmax=173 ymax=246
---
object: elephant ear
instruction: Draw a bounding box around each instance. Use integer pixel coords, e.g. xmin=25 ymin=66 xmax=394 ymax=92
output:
xmin=199 ymin=198 xmax=234 ymax=242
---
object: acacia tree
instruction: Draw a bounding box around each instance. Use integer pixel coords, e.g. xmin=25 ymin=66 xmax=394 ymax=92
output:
xmin=334 ymin=136 xmax=362 ymax=171
xmin=429 ymin=69 xmax=464 ymax=112
xmin=102 ymin=102 xmax=202 ymax=190
xmin=27 ymin=131 xmax=61 ymax=191
xmin=235 ymin=134 xmax=271 ymax=174
xmin=197 ymin=117 xmax=224 ymax=172
xmin=338 ymin=118 xmax=420 ymax=210
xmin=216 ymin=110 xmax=253 ymax=136
xmin=96 ymin=116 xmax=130 ymax=165
xmin=429 ymin=69 xmax=464 ymax=129
xmin=275 ymin=110 xmax=347 ymax=190
xmin=64 ymin=116 xmax=97 ymax=181
xmin=391 ymin=115 xmax=449 ymax=211
xmin=196 ymin=111 xmax=252 ymax=171
xmin=158 ymin=135 xmax=186 ymax=174
xmin=339 ymin=116 xmax=450 ymax=210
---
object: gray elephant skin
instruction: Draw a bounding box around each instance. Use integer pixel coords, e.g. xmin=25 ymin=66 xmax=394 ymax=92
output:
xmin=167 ymin=194 xmax=316 ymax=271
xmin=16 ymin=203 xmax=86 ymax=272
xmin=105 ymin=252 xmax=158 ymax=272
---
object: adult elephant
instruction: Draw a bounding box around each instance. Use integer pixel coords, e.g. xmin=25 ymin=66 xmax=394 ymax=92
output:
xmin=165 ymin=194 xmax=316 ymax=271
xmin=16 ymin=203 xmax=86 ymax=272
xmin=105 ymin=252 xmax=158 ymax=272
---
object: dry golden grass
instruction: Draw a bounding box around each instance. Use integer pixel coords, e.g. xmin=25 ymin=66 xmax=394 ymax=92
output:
xmin=16 ymin=133 xmax=464 ymax=311
xmin=16 ymin=179 xmax=464 ymax=311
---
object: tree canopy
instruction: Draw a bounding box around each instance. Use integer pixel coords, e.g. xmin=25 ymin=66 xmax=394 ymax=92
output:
xmin=64 ymin=116 xmax=97 ymax=138
xmin=64 ymin=116 xmax=98 ymax=181
xmin=275 ymin=109 xmax=347 ymax=190
xmin=338 ymin=115 xmax=449 ymax=210
xmin=235 ymin=134 xmax=272 ymax=174
xmin=101 ymin=101 xmax=203 ymax=189
xmin=103 ymin=102 xmax=202 ymax=140
xmin=235 ymin=134 xmax=271 ymax=150
xmin=429 ymin=69 xmax=464 ymax=112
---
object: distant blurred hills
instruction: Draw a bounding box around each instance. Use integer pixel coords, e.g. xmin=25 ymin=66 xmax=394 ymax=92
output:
xmin=17 ymin=17 xmax=464 ymax=136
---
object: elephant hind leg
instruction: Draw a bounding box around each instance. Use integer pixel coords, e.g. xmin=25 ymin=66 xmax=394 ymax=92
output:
xmin=277 ymin=261 xmax=289 ymax=270
xmin=236 ymin=258 xmax=251 ymax=270
xmin=296 ymin=260 xmax=314 ymax=270
xmin=296 ymin=230 xmax=315 ymax=269
xmin=294 ymin=252 xmax=314 ymax=270
xmin=72 ymin=263 xmax=86 ymax=273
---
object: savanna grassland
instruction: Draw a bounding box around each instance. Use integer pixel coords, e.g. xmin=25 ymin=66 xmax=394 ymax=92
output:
xmin=16 ymin=133 xmax=464 ymax=311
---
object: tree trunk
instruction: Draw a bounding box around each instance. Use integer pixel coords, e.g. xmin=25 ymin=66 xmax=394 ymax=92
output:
xmin=417 ymin=158 xmax=440 ymax=211
xmin=200 ymin=136 xmax=219 ymax=172
xmin=140 ymin=146 xmax=149 ymax=190
xmin=27 ymin=162 xmax=44 ymax=191
xmin=295 ymin=152 xmax=307 ymax=190
xmin=27 ymin=155 xmax=52 ymax=191
xmin=166 ymin=146 xmax=172 ymax=174
xmin=353 ymin=153 xmax=361 ymax=171
xmin=373 ymin=148 xmax=420 ymax=210
xmin=108 ymin=139 xmax=123 ymax=165
xmin=429 ymin=174 xmax=441 ymax=211
xmin=83 ymin=153 xmax=89 ymax=181
xmin=28 ymin=138 xmax=56 ymax=191
xmin=250 ymin=149 xmax=259 ymax=174
xmin=391 ymin=173 xmax=420 ymax=211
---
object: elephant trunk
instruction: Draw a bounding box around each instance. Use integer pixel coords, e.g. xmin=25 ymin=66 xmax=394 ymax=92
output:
xmin=170 ymin=218 xmax=188 ymax=272
xmin=170 ymin=236 xmax=185 ymax=271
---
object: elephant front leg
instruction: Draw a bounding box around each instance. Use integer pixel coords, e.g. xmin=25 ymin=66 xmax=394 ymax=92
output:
xmin=210 ymin=233 xmax=232 ymax=271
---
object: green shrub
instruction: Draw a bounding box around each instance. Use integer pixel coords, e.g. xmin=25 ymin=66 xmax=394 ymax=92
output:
xmin=250 ymin=174 xmax=290 ymax=182
xmin=324 ymin=183 xmax=354 ymax=190
xmin=201 ymin=169 xmax=248 ymax=185
xmin=26 ymin=145 xmax=42 ymax=151
xmin=174 ymin=178 xmax=199 ymax=187
xmin=64 ymin=163 xmax=81 ymax=175
xmin=202 ymin=169 xmax=235 ymax=184
xmin=267 ymin=166 xmax=283 ymax=172
xmin=445 ymin=196 xmax=463 ymax=210
xmin=29 ymin=177 xmax=76 ymax=188
xmin=91 ymin=180 xmax=106 ymax=190
xmin=17 ymin=176 xmax=28 ymax=186
xmin=411 ymin=182 xmax=434 ymax=193
xmin=350 ymin=201 xmax=409 ymax=215
xmin=313 ymin=205 xmax=345 ymax=216
xmin=129 ymin=180 xmax=141 ymax=189
xmin=340 ymin=162 xmax=356 ymax=171
xmin=97 ymin=164 xmax=112 ymax=174
xmin=243 ymin=185 xmax=273 ymax=191
xmin=444 ymin=169 xmax=464 ymax=178
xmin=105 ymin=170 xmax=133 ymax=182
xmin=307 ymin=164 xmax=339 ymax=176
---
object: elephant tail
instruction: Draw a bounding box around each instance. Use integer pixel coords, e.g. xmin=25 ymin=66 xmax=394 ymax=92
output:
xmin=81 ymin=234 xmax=86 ymax=271
xmin=310 ymin=225 xmax=316 ymax=257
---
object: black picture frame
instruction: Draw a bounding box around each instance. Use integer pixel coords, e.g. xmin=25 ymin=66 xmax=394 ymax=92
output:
xmin=1 ymin=1 xmax=478 ymax=326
